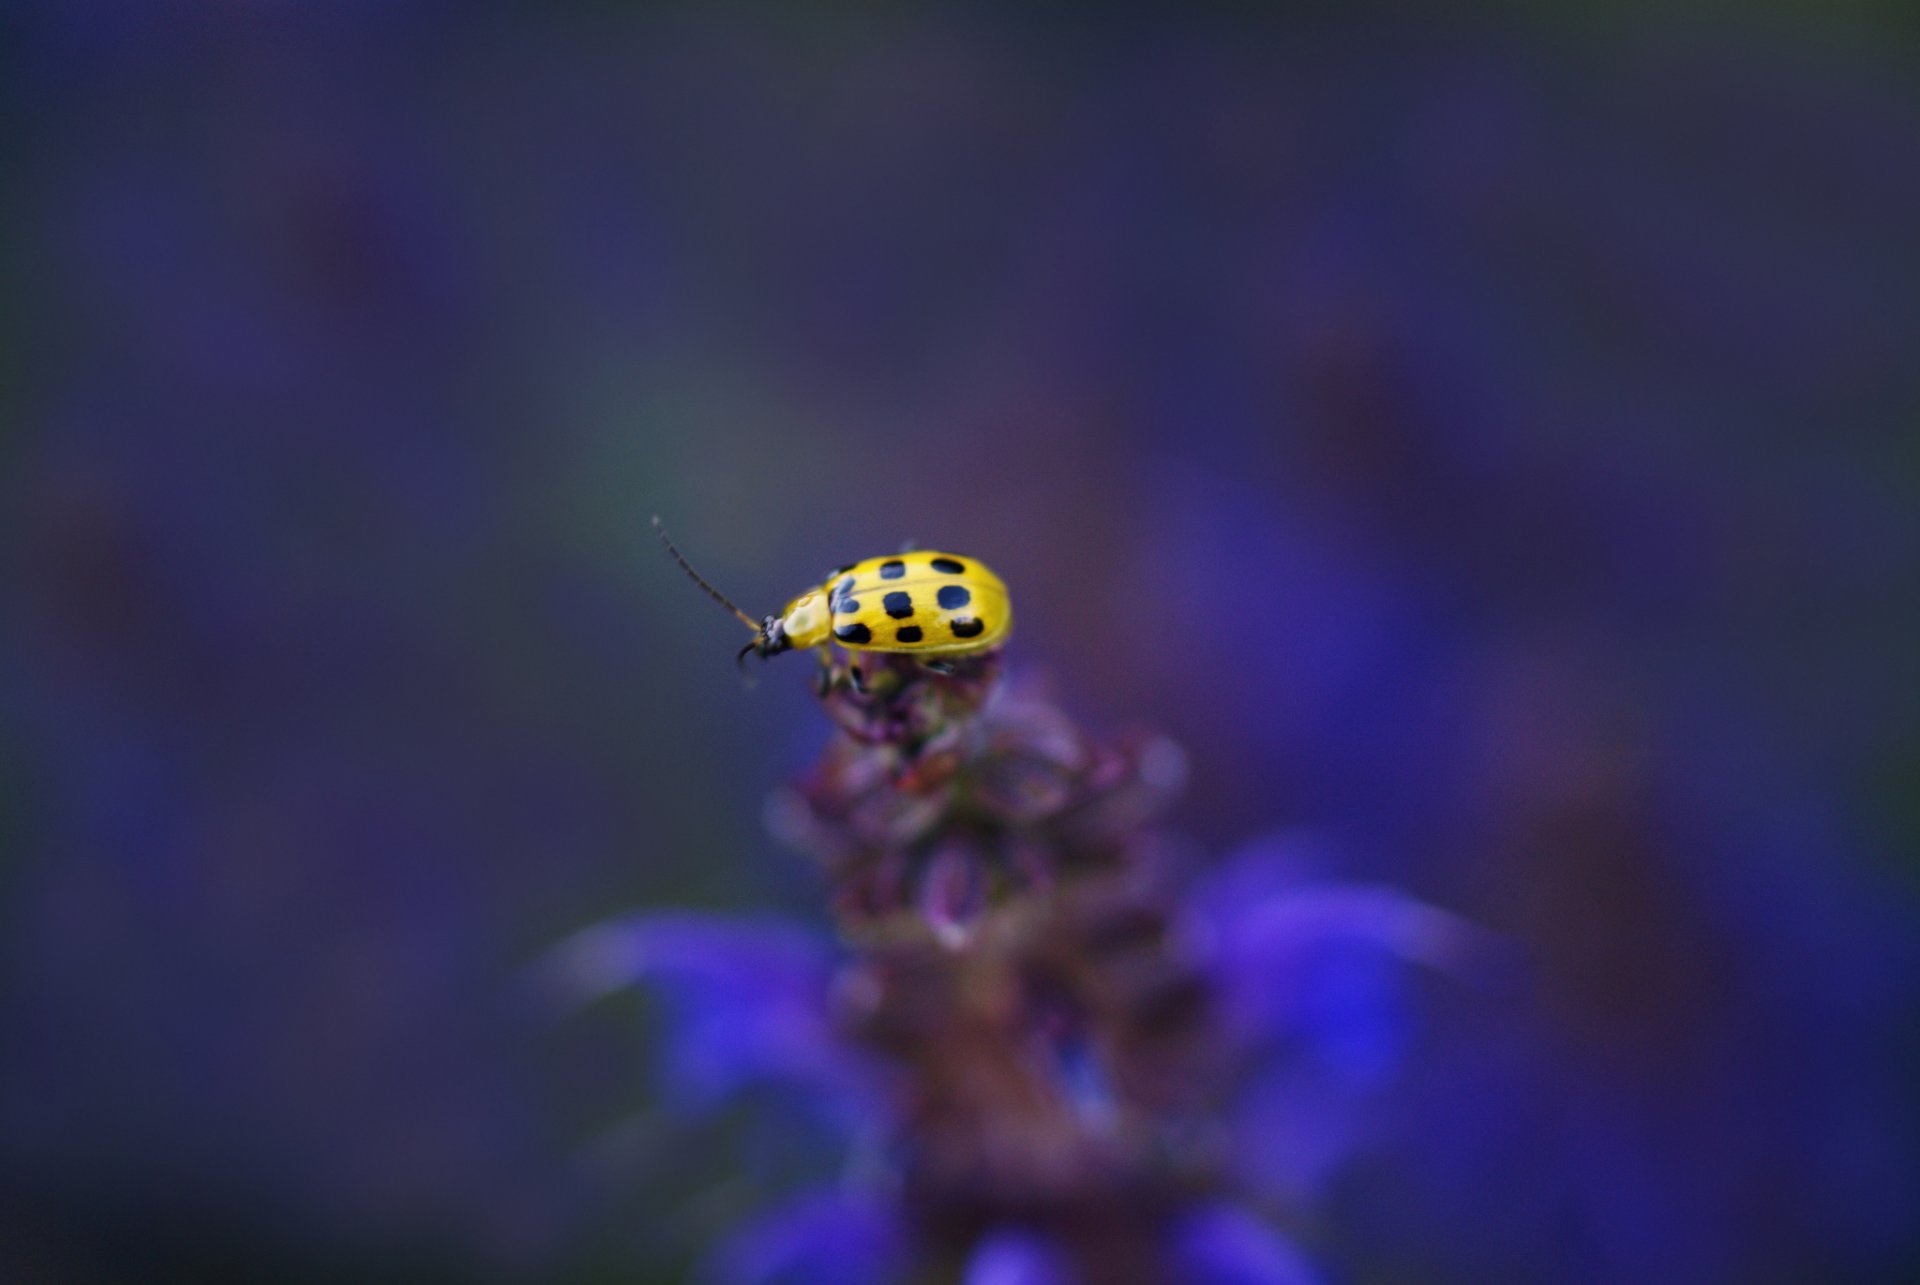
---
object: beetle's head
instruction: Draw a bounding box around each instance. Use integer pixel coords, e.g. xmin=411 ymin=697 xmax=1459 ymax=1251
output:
xmin=739 ymin=616 xmax=794 ymax=668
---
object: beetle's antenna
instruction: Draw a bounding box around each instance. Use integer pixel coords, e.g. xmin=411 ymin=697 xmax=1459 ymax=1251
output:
xmin=652 ymin=516 xmax=761 ymax=632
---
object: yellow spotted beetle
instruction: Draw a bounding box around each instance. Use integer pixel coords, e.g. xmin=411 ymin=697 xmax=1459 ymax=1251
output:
xmin=653 ymin=518 xmax=1012 ymax=669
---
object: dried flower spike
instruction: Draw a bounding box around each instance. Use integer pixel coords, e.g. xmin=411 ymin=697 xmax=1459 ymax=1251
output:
xmin=552 ymin=542 xmax=1483 ymax=1284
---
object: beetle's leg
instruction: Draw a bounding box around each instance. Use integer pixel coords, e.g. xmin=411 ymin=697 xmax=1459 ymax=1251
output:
xmin=848 ymin=660 xmax=868 ymax=694
xmin=922 ymin=659 xmax=956 ymax=677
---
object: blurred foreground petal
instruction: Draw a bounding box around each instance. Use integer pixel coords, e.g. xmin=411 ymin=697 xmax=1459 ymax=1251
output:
xmin=1168 ymin=1204 xmax=1321 ymax=1285
xmin=706 ymin=1190 xmax=905 ymax=1285
xmin=962 ymin=1229 xmax=1077 ymax=1285
xmin=1191 ymin=836 xmax=1502 ymax=1060
xmin=540 ymin=913 xmax=879 ymax=1115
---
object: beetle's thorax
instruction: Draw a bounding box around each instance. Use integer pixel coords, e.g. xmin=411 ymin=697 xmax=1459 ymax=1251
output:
xmin=779 ymin=591 xmax=832 ymax=650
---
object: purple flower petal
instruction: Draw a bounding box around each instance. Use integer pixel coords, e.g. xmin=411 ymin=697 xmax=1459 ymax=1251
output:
xmin=543 ymin=911 xmax=835 ymax=1003
xmin=706 ymin=1190 xmax=905 ymax=1285
xmin=1228 ymin=1062 xmax=1377 ymax=1205
xmin=540 ymin=912 xmax=879 ymax=1115
xmin=1168 ymin=1204 xmax=1322 ymax=1285
xmin=1192 ymin=836 xmax=1485 ymax=971
xmin=1188 ymin=835 xmax=1498 ymax=1062
xmin=962 ymin=1229 xmax=1077 ymax=1285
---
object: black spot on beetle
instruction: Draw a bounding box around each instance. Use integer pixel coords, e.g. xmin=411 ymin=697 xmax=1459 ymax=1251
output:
xmin=838 ymin=598 xmax=862 ymax=613
xmin=831 ymin=578 xmax=860 ymax=613
xmin=895 ymin=625 xmax=923 ymax=643
xmin=878 ymin=559 xmax=906 ymax=579
xmin=930 ymin=557 xmax=966 ymax=574
xmin=883 ymin=591 xmax=914 ymax=619
xmin=950 ymin=617 xmax=984 ymax=638
xmin=937 ymin=584 xmax=971 ymax=610
xmin=836 ymin=623 xmax=872 ymax=644
xmin=831 ymin=563 xmax=856 ymax=577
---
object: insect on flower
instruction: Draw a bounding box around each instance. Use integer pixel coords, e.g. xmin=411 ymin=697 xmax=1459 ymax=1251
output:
xmin=653 ymin=517 xmax=1013 ymax=669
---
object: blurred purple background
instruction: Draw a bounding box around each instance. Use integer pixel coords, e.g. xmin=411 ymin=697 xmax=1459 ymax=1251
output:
xmin=4 ymin=4 xmax=1918 ymax=1282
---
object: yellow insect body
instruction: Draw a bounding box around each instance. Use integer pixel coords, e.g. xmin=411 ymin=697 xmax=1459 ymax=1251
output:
xmin=651 ymin=519 xmax=1011 ymax=667
xmin=784 ymin=552 xmax=1012 ymax=656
